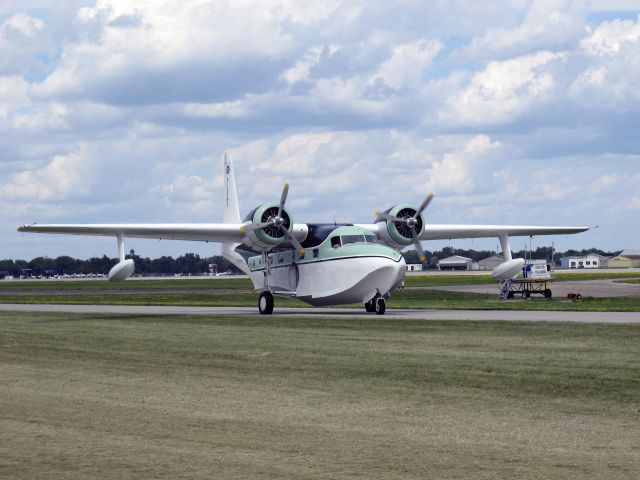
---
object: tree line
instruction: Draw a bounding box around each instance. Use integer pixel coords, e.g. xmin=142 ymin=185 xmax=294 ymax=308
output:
xmin=0 ymin=251 xmax=242 ymax=277
xmin=0 ymin=246 xmax=619 ymax=277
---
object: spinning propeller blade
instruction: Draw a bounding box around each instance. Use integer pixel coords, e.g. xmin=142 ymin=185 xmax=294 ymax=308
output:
xmin=279 ymin=225 xmax=305 ymax=255
xmin=374 ymin=211 xmax=404 ymax=223
xmin=411 ymin=229 xmax=427 ymax=262
xmin=411 ymin=192 xmax=434 ymax=262
xmin=240 ymin=221 xmax=273 ymax=233
xmin=415 ymin=193 xmax=434 ymax=219
xmin=278 ymin=183 xmax=289 ymax=219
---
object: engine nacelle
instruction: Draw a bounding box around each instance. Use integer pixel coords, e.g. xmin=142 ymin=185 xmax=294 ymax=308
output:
xmin=375 ymin=203 xmax=425 ymax=249
xmin=108 ymin=259 xmax=135 ymax=282
xmin=241 ymin=202 xmax=294 ymax=250
xmin=491 ymin=258 xmax=525 ymax=280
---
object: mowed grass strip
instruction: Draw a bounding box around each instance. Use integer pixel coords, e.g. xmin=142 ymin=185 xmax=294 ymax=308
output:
xmin=1 ymin=311 xmax=639 ymax=479
xmin=0 ymin=277 xmax=254 ymax=291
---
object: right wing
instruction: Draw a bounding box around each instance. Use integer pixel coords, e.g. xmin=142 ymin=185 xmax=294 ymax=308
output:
xmin=419 ymin=224 xmax=590 ymax=240
xmin=17 ymin=223 xmax=245 ymax=243
xmin=355 ymin=223 xmax=590 ymax=240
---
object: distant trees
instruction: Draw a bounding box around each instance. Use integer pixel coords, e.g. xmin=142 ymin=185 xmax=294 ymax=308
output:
xmin=0 ymin=246 xmax=622 ymax=277
xmin=0 ymin=253 xmax=242 ymax=276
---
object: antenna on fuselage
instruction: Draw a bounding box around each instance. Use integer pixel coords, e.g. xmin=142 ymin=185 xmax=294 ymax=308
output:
xmin=332 ymin=214 xmax=337 ymax=226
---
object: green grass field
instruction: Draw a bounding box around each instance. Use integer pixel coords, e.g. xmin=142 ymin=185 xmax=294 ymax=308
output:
xmin=1 ymin=311 xmax=638 ymax=479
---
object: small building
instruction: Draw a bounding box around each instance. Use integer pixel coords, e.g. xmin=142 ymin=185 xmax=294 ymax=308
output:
xmin=438 ymin=255 xmax=472 ymax=271
xmin=607 ymin=256 xmax=633 ymax=268
xmin=406 ymin=264 xmax=423 ymax=272
xmin=607 ymin=251 xmax=640 ymax=268
xmin=590 ymin=254 xmax=610 ymax=268
xmin=0 ymin=270 xmax=9 ymax=280
xmin=560 ymin=254 xmax=604 ymax=269
xmin=618 ymin=249 xmax=640 ymax=267
xmin=477 ymin=254 xmax=504 ymax=271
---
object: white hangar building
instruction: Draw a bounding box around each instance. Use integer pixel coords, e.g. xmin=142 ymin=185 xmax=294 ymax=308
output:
xmin=437 ymin=255 xmax=472 ymax=271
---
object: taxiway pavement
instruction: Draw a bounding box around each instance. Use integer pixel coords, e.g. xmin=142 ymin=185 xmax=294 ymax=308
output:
xmin=1 ymin=303 xmax=638 ymax=323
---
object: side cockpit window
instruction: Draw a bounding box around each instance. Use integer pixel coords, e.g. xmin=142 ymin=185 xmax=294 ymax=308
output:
xmin=341 ymin=234 xmax=365 ymax=245
xmin=364 ymin=234 xmax=378 ymax=243
xmin=330 ymin=236 xmax=341 ymax=248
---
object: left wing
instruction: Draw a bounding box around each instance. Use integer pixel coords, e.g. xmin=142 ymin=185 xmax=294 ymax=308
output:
xmin=17 ymin=223 xmax=245 ymax=243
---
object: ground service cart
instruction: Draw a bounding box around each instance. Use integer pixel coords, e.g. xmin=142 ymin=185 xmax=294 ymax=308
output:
xmin=498 ymin=262 xmax=553 ymax=299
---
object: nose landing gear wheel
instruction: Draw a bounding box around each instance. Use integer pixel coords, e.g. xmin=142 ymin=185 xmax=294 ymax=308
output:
xmin=259 ymin=291 xmax=274 ymax=315
xmin=375 ymin=297 xmax=386 ymax=315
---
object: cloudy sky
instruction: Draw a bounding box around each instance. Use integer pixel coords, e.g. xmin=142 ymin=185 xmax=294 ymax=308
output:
xmin=2 ymin=0 xmax=639 ymax=259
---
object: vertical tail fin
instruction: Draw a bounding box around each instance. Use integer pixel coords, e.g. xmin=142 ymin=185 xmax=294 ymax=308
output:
xmin=221 ymin=152 xmax=251 ymax=275
xmin=223 ymin=152 xmax=241 ymax=224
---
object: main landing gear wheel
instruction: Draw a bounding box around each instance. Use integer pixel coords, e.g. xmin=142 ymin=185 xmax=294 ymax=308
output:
xmin=375 ymin=297 xmax=386 ymax=315
xmin=364 ymin=301 xmax=375 ymax=313
xmin=259 ymin=291 xmax=274 ymax=315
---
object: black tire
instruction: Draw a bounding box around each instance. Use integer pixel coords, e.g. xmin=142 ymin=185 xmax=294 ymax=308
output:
xmin=365 ymin=301 xmax=375 ymax=313
xmin=258 ymin=291 xmax=274 ymax=315
xmin=544 ymin=289 xmax=552 ymax=299
xmin=523 ymin=289 xmax=530 ymax=299
xmin=506 ymin=291 xmax=514 ymax=299
xmin=375 ymin=298 xmax=386 ymax=315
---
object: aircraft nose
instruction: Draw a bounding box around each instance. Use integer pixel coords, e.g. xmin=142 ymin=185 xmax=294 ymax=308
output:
xmin=393 ymin=255 xmax=407 ymax=289
xmin=375 ymin=252 xmax=406 ymax=296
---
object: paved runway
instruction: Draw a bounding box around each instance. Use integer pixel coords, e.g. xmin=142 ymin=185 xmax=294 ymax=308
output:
xmin=1 ymin=303 xmax=638 ymax=323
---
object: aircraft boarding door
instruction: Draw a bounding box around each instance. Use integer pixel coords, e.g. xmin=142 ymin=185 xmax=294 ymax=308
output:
xmin=267 ymin=253 xmax=299 ymax=293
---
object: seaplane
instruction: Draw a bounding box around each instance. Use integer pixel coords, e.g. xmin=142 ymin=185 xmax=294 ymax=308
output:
xmin=18 ymin=154 xmax=589 ymax=314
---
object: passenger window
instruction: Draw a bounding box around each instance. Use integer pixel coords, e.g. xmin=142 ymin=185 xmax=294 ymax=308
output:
xmin=330 ymin=236 xmax=341 ymax=248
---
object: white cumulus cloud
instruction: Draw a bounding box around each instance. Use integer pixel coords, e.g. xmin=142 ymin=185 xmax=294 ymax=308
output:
xmin=441 ymin=51 xmax=563 ymax=125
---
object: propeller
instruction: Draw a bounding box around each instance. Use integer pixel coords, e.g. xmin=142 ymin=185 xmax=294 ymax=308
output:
xmin=375 ymin=192 xmax=434 ymax=262
xmin=240 ymin=183 xmax=305 ymax=255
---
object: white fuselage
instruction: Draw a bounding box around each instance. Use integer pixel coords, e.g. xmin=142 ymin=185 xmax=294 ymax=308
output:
xmin=246 ymin=248 xmax=406 ymax=307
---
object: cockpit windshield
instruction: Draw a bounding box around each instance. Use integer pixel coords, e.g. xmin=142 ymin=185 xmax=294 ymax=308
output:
xmin=340 ymin=234 xmax=379 ymax=245
xmin=341 ymin=234 xmax=365 ymax=245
